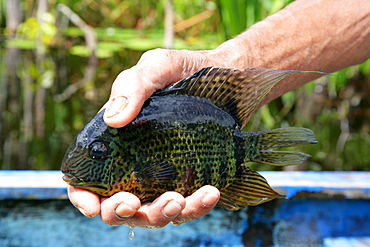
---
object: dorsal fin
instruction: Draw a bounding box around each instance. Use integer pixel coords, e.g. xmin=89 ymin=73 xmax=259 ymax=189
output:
xmin=154 ymin=67 xmax=328 ymax=128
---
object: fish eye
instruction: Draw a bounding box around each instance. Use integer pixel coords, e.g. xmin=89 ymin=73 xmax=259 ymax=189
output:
xmin=88 ymin=141 xmax=109 ymax=159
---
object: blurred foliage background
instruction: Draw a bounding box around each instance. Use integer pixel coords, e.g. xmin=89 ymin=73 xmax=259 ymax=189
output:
xmin=0 ymin=0 xmax=369 ymax=171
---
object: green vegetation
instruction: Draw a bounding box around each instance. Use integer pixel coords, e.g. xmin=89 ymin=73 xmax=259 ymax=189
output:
xmin=0 ymin=0 xmax=369 ymax=171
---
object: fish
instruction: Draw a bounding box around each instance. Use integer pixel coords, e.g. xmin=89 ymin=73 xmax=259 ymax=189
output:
xmin=61 ymin=67 xmax=320 ymax=210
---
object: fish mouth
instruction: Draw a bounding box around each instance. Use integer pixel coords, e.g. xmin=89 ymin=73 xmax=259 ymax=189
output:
xmin=62 ymin=173 xmax=83 ymax=184
xmin=62 ymin=172 xmax=109 ymax=194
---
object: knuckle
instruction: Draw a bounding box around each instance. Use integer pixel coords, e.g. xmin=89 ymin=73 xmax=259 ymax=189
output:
xmin=101 ymin=215 xmax=119 ymax=226
xmin=139 ymin=48 xmax=175 ymax=64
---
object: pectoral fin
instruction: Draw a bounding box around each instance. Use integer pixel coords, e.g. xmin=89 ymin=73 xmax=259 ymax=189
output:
xmin=135 ymin=160 xmax=177 ymax=188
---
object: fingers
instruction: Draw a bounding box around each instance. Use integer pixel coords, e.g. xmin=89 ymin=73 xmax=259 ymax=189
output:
xmin=100 ymin=191 xmax=185 ymax=228
xmin=100 ymin=192 xmax=142 ymax=226
xmin=171 ymin=185 xmax=220 ymax=226
xmin=99 ymin=186 xmax=220 ymax=228
xmin=67 ymin=185 xmax=101 ymax=218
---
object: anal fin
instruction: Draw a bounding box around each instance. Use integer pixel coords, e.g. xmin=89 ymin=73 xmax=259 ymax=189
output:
xmin=218 ymin=166 xmax=281 ymax=210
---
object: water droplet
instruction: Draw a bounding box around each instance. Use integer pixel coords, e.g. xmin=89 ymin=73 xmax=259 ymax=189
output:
xmin=128 ymin=227 xmax=135 ymax=240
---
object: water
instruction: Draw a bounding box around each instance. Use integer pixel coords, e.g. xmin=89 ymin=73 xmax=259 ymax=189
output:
xmin=128 ymin=227 xmax=135 ymax=240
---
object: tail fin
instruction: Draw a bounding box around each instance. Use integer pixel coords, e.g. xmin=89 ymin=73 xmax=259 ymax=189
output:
xmin=248 ymin=127 xmax=318 ymax=166
xmin=217 ymin=127 xmax=317 ymax=210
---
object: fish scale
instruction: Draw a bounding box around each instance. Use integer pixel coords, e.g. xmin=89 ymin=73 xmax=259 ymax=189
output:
xmin=117 ymin=119 xmax=237 ymax=200
xmin=62 ymin=67 xmax=322 ymax=210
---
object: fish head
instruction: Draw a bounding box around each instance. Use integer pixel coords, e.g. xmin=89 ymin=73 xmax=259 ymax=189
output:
xmin=61 ymin=111 xmax=115 ymax=196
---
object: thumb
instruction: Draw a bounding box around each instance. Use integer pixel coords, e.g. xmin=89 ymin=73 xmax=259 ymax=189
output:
xmin=103 ymin=67 xmax=155 ymax=128
xmin=102 ymin=48 xmax=210 ymax=128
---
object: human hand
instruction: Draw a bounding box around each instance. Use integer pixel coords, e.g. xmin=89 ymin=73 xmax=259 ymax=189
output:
xmin=101 ymin=48 xmax=218 ymax=128
xmin=68 ymin=185 xmax=220 ymax=228
xmin=68 ymin=48 xmax=224 ymax=228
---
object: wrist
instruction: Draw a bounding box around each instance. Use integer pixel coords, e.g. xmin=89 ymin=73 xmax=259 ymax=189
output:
xmin=204 ymin=38 xmax=255 ymax=70
xmin=199 ymin=19 xmax=281 ymax=70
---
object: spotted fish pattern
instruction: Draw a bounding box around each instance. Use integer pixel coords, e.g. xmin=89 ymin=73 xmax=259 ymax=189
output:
xmin=61 ymin=67 xmax=320 ymax=210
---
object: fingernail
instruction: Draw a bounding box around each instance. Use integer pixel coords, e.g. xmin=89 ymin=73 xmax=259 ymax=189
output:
xmin=76 ymin=206 xmax=92 ymax=218
xmin=201 ymin=193 xmax=219 ymax=208
xmin=114 ymin=203 xmax=136 ymax=221
xmin=162 ymin=200 xmax=182 ymax=218
xmin=106 ymin=96 xmax=128 ymax=118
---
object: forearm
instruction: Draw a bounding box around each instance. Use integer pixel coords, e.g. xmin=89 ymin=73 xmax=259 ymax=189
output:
xmin=205 ymin=0 xmax=370 ymax=104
